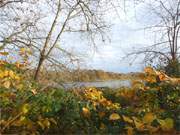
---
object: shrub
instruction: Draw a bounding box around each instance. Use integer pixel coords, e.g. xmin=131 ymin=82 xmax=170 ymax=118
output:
xmin=0 ymin=52 xmax=179 ymax=134
xmin=165 ymin=59 xmax=180 ymax=77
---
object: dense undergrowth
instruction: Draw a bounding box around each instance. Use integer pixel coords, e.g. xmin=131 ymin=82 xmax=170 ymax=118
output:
xmin=0 ymin=50 xmax=180 ymax=134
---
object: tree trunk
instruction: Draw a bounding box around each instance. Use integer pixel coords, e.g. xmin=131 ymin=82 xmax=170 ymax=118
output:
xmin=34 ymin=56 xmax=44 ymax=80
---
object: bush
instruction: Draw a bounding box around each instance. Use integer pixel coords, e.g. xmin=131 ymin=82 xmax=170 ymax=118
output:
xmin=165 ymin=59 xmax=180 ymax=77
xmin=0 ymin=57 xmax=179 ymax=134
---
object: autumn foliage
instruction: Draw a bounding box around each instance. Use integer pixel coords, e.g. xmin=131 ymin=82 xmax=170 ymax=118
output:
xmin=0 ymin=51 xmax=180 ymax=134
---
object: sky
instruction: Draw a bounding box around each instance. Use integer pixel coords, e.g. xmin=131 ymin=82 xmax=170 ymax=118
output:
xmin=61 ymin=1 xmax=155 ymax=73
xmin=0 ymin=0 xmax=162 ymax=73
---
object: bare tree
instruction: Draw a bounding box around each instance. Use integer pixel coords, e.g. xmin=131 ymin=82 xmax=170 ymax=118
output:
xmin=0 ymin=0 xmax=23 ymax=8
xmin=127 ymin=0 xmax=180 ymax=76
xmin=0 ymin=0 xmax=111 ymax=81
xmin=0 ymin=0 xmax=41 ymax=51
xmin=32 ymin=0 xmax=108 ymax=80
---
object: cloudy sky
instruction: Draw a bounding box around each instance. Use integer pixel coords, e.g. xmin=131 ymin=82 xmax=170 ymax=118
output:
xmin=61 ymin=1 xmax=156 ymax=73
xmin=0 ymin=0 xmax=160 ymax=73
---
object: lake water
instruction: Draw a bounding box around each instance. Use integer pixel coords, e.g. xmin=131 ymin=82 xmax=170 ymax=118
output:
xmin=62 ymin=80 xmax=131 ymax=89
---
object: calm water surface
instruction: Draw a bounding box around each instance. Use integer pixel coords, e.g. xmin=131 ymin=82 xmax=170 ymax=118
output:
xmin=62 ymin=80 xmax=131 ymax=89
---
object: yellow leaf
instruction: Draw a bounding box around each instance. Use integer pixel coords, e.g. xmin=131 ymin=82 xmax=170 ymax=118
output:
xmin=0 ymin=72 xmax=4 ymax=78
xmin=143 ymin=113 xmax=156 ymax=124
xmin=158 ymin=118 xmax=174 ymax=131
xmin=43 ymin=118 xmax=50 ymax=128
xmin=4 ymin=70 xmax=9 ymax=76
xmin=82 ymin=107 xmax=91 ymax=118
xmin=122 ymin=115 xmax=133 ymax=124
xmin=37 ymin=121 xmax=45 ymax=130
xmin=8 ymin=70 xmax=15 ymax=78
xmin=22 ymin=104 xmax=30 ymax=114
xmin=19 ymin=116 xmax=26 ymax=122
xmin=15 ymin=76 xmax=20 ymax=80
xmin=126 ymin=126 xmax=134 ymax=135
xmin=49 ymin=118 xmax=57 ymax=125
xmin=109 ymin=113 xmax=120 ymax=121
xmin=3 ymin=81 xmax=11 ymax=88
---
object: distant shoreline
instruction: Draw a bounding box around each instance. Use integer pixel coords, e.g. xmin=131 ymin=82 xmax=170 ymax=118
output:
xmin=37 ymin=69 xmax=144 ymax=83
